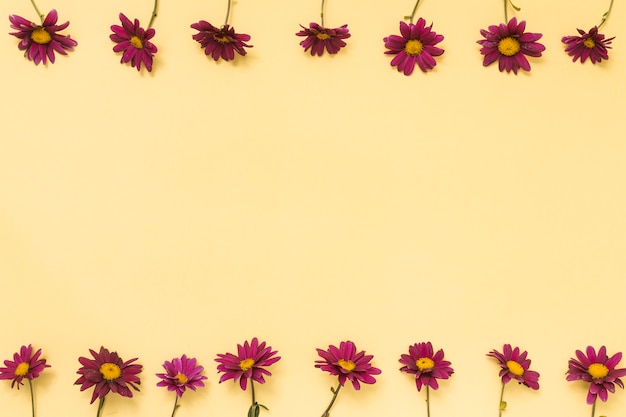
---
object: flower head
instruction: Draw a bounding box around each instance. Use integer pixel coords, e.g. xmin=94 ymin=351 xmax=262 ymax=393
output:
xmin=215 ymin=337 xmax=280 ymax=390
xmin=110 ymin=13 xmax=158 ymax=72
xmin=399 ymin=342 xmax=453 ymax=391
xmin=0 ymin=345 xmax=50 ymax=389
xmin=315 ymin=340 xmax=381 ymax=390
xmin=477 ymin=17 xmax=545 ymax=74
xmin=487 ymin=344 xmax=540 ymax=389
xmin=562 ymin=26 xmax=614 ymax=64
xmin=156 ymin=354 xmax=207 ymax=398
xmin=296 ymin=23 xmax=350 ymax=56
xmin=75 ymin=346 xmax=142 ymax=404
xmin=566 ymin=346 xmax=626 ymax=404
xmin=383 ymin=19 xmax=444 ymax=75
xmin=9 ymin=9 xmax=77 ymax=65
xmin=191 ymin=21 xmax=252 ymax=62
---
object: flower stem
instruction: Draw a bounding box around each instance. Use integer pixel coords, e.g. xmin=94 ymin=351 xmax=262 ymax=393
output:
xmin=29 ymin=0 xmax=44 ymax=23
xmin=170 ymin=395 xmax=180 ymax=417
xmin=498 ymin=382 xmax=506 ymax=417
xmin=320 ymin=0 xmax=326 ymax=27
xmin=590 ymin=398 xmax=596 ymax=417
xmin=426 ymin=385 xmax=431 ymax=417
xmin=148 ymin=0 xmax=159 ymax=28
xmin=28 ymin=379 xmax=35 ymax=417
xmin=224 ymin=0 xmax=232 ymax=26
xmin=406 ymin=0 xmax=422 ymax=23
xmin=321 ymin=383 xmax=342 ymax=417
xmin=598 ymin=0 xmax=614 ymax=28
xmin=504 ymin=0 xmax=521 ymax=23
xmin=96 ymin=397 xmax=105 ymax=417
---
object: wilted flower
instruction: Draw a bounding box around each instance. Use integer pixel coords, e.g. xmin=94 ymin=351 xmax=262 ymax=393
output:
xmin=8 ymin=9 xmax=77 ymax=65
xmin=110 ymin=13 xmax=158 ymax=72
xmin=383 ymin=19 xmax=444 ymax=75
xmin=562 ymin=26 xmax=614 ymax=64
xmin=191 ymin=22 xmax=252 ymax=61
xmin=477 ymin=17 xmax=545 ymax=74
xmin=296 ymin=23 xmax=350 ymax=56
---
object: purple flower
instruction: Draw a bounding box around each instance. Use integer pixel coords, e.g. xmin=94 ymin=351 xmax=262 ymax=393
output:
xmin=191 ymin=21 xmax=252 ymax=61
xmin=110 ymin=13 xmax=158 ymax=72
xmin=315 ymin=340 xmax=381 ymax=390
xmin=8 ymin=9 xmax=77 ymax=65
xmin=75 ymin=346 xmax=142 ymax=404
xmin=156 ymin=354 xmax=207 ymax=398
xmin=399 ymin=342 xmax=453 ymax=391
xmin=477 ymin=17 xmax=545 ymax=74
xmin=487 ymin=344 xmax=540 ymax=390
xmin=0 ymin=345 xmax=50 ymax=389
xmin=215 ymin=338 xmax=280 ymax=390
xmin=566 ymin=346 xmax=626 ymax=405
xmin=296 ymin=23 xmax=350 ymax=56
xmin=562 ymin=26 xmax=615 ymax=64
xmin=383 ymin=19 xmax=444 ymax=75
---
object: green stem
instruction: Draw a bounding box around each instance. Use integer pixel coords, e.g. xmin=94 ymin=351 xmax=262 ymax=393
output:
xmin=29 ymin=0 xmax=44 ymax=23
xmin=170 ymin=395 xmax=180 ymax=417
xmin=96 ymin=397 xmax=105 ymax=417
xmin=320 ymin=0 xmax=326 ymax=27
xmin=504 ymin=0 xmax=521 ymax=23
xmin=28 ymin=379 xmax=35 ymax=417
xmin=321 ymin=383 xmax=342 ymax=417
xmin=590 ymin=398 xmax=596 ymax=417
xmin=426 ymin=385 xmax=431 ymax=417
xmin=224 ymin=0 xmax=232 ymax=26
xmin=251 ymin=379 xmax=256 ymax=406
xmin=498 ymin=382 xmax=506 ymax=417
xmin=598 ymin=0 xmax=614 ymax=28
xmin=147 ymin=0 xmax=159 ymax=28
xmin=407 ymin=0 xmax=422 ymax=23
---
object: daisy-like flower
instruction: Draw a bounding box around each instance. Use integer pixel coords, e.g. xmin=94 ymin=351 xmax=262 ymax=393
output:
xmin=110 ymin=13 xmax=158 ymax=72
xmin=191 ymin=21 xmax=252 ymax=61
xmin=488 ymin=344 xmax=539 ymax=416
xmin=75 ymin=346 xmax=142 ymax=417
xmin=0 ymin=344 xmax=50 ymax=389
xmin=216 ymin=338 xmax=280 ymax=417
xmin=566 ymin=345 xmax=626 ymax=411
xmin=296 ymin=23 xmax=350 ymax=56
xmin=383 ymin=19 xmax=444 ymax=75
xmin=9 ymin=9 xmax=77 ymax=65
xmin=157 ymin=355 xmax=207 ymax=417
xmin=477 ymin=17 xmax=545 ymax=74
xmin=562 ymin=27 xmax=614 ymax=64
xmin=316 ymin=340 xmax=381 ymax=417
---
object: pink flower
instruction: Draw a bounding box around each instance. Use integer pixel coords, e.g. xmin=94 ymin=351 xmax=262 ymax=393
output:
xmin=75 ymin=346 xmax=142 ymax=404
xmin=477 ymin=17 xmax=545 ymax=74
xmin=110 ymin=13 xmax=158 ymax=72
xmin=296 ymin=23 xmax=350 ymax=56
xmin=383 ymin=19 xmax=444 ymax=75
xmin=315 ymin=340 xmax=381 ymax=390
xmin=487 ymin=344 xmax=540 ymax=389
xmin=156 ymin=354 xmax=207 ymax=398
xmin=8 ymin=9 xmax=77 ymax=65
xmin=399 ymin=342 xmax=453 ymax=391
xmin=566 ymin=346 xmax=626 ymax=405
xmin=562 ymin=26 xmax=615 ymax=64
xmin=215 ymin=337 xmax=280 ymax=390
xmin=191 ymin=21 xmax=252 ymax=61
xmin=0 ymin=345 xmax=50 ymax=389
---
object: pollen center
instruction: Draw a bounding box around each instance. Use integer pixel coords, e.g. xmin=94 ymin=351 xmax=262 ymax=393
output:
xmin=176 ymin=373 xmax=188 ymax=384
xmin=416 ymin=357 xmax=435 ymax=371
xmin=316 ymin=32 xmax=331 ymax=40
xmin=99 ymin=363 xmax=122 ymax=381
xmin=498 ymin=37 xmax=521 ymax=56
xmin=130 ymin=36 xmax=143 ymax=49
xmin=214 ymin=35 xmax=230 ymax=44
xmin=31 ymin=28 xmax=52 ymax=45
xmin=588 ymin=363 xmax=609 ymax=379
xmin=15 ymin=362 xmax=30 ymax=377
xmin=239 ymin=358 xmax=255 ymax=371
xmin=405 ymin=39 xmax=424 ymax=56
xmin=338 ymin=359 xmax=356 ymax=372
xmin=506 ymin=360 xmax=524 ymax=376
xmin=583 ymin=38 xmax=596 ymax=49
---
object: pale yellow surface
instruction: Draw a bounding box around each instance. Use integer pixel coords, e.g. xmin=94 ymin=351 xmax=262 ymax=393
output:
xmin=1 ymin=0 xmax=626 ymax=416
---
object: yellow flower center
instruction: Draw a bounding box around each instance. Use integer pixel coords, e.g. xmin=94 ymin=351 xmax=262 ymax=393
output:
xmin=316 ymin=32 xmax=330 ymax=40
xmin=214 ymin=35 xmax=230 ymax=44
xmin=338 ymin=359 xmax=356 ymax=372
xmin=583 ymin=38 xmax=596 ymax=49
xmin=498 ymin=37 xmax=521 ymax=56
xmin=416 ymin=357 xmax=435 ymax=371
xmin=405 ymin=39 xmax=424 ymax=56
xmin=176 ymin=373 xmax=188 ymax=384
xmin=31 ymin=28 xmax=52 ymax=45
xmin=130 ymin=36 xmax=143 ymax=49
xmin=99 ymin=363 xmax=122 ymax=381
xmin=239 ymin=358 xmax=255 ymax=371
xmin=15 ymin=362 xmax=30 ymax=377
xmin=506 ymin=360 xmax=524 ymax=376
xmin=588 ymin=363 xmax=609 ymax=379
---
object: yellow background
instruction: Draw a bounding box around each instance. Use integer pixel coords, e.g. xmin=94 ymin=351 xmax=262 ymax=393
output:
xmin=1 ymin=0 xmax=625 ymax=416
